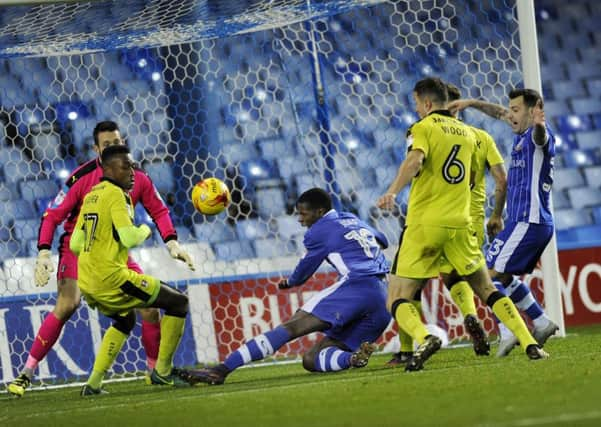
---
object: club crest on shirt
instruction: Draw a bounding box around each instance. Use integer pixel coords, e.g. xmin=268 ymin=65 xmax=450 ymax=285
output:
xmin=140 ymin=280 xmax=148 ymax=288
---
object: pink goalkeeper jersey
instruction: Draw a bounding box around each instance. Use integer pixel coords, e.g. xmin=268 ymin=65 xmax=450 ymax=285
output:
xmin=38 ymin=157 xmax=176 ymax=249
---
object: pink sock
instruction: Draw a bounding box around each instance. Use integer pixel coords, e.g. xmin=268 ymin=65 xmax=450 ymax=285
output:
xmin=141 ymin=320 xmax=160 ymax=370
xmin=26 ymin=313 xmax=65 ymax=370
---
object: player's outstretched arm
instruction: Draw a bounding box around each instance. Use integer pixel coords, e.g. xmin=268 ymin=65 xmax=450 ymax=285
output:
xmin=118 ymin=224 xmax=152 ymax=248
xmin=377 ymin=149 xmax=424 ymax=210
xmin=448 ymin=99 xmax=511 ymax=125
xmin=532 ymin=100 xmax=548 ymax=146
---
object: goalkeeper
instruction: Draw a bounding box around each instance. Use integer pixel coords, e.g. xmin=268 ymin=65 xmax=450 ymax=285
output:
xmin=8 ymin=121 xmax=194 ymax=397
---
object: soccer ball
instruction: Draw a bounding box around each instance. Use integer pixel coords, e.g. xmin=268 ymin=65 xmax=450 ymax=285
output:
xmin=191 ymin=177 xmax=231 ymax=215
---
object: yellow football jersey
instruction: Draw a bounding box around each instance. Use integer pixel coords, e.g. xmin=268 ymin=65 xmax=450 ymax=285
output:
xmin=73 ymin=178 xmax=136 ymax=293
xmin=405 ymin=110 xmax=478 ymax=228
xmin=469 ymin=126 xmax=504 ymax=219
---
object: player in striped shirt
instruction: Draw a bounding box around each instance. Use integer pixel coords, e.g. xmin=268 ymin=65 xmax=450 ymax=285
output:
xmin=449 ymin=88 xmax=559 ymax=356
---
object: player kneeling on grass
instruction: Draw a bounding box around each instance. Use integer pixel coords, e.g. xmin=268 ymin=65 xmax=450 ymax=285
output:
xmin=184 ymin=188 xmax=391 ymax=386
xmin=70 ymin=145 xmax=191 ymax=395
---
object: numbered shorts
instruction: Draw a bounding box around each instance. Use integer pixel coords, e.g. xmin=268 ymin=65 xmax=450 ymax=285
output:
xmin=57 ymin=233 xmax=143 ymax=281
xmin=392 ymin=224 xmax=484 ymax=278
xmin=301 ymin=275 xmax=391 ymax=351
xmin=79 ymin=269 xmax=161 ymax=317
xmin=439 ymin=216 xmax=485 ymax=274
xmin=486 ymin=221 xmax=553 ymax=275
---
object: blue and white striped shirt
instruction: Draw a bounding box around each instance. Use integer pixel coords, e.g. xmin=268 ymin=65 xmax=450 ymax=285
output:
xmin=288 ymin=210 xmax=390 ymax=286
xmin=506 ymin=124 xmax=555 ymax=225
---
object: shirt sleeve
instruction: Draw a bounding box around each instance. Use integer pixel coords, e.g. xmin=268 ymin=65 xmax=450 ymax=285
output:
xmin=37 ymin=180 xmax=83 ymax=249
xmin=484 ymin=132 xmax=504 ymax=167
xmin=287 ymin=229 xmax=329 ymax=286
xmin=136 ymin=170 xmax=177 ymax=242
xmin=407 ymin=122 xmax=429 ymax=158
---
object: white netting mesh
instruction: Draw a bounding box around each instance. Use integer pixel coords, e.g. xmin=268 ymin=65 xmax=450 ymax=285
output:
xmin=0 ymin=0 xmax=549 ymax=387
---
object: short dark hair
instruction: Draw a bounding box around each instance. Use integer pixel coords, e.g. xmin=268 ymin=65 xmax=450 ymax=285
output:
xmin=93 ymin=121 xmax=120 ymax=146
xmin=413 ymin=77 xmax=448 ymax=105
xmin=445 ymin=83 xmax=461 ymax=102
xmin=100 ymin=144 xmax=130 ymax=165
xmin=509 ymin=88 xmax=543 ymax=108
xmin=296 ymin=188 xmax=332 ymax=211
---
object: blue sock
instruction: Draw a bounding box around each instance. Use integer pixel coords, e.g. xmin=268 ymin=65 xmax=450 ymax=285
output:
xmin=313 ymin=347 xmax=352 ymax=372
xmin=505 ymin=278 xmax=547 ymax=324
xmin=223 ymin=325 xmax=291 ymax=371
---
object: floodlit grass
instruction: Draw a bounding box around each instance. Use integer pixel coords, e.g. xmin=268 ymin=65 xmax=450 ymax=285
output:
xmin=2 ymin=325 xmax=600 ymax=427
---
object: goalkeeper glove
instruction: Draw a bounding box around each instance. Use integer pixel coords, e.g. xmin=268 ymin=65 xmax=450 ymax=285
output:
xmin=34 ymin=249 xmax=54 ymax=287
xmin=166 ymin=240 xmax=195 ymax=271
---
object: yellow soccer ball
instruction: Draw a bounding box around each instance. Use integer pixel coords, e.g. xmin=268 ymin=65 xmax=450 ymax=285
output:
xmin=191 ymin=177 xmax=231 ymax=215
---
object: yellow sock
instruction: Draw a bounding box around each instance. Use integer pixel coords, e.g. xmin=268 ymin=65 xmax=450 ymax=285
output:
xmin=394 ymin=301 xmax=429 ymax=345
xmin=88 ymin=326 xmax=128 ymax=389
xmin=450 ymin=281 xmax=477 ymax=317
xmin=155 ymin=315 xmax=185 ymax=376
xmin=398 ymin=300 xmax=423 ymax=351
xmin=491 ymin=296 xmax=537 ymax=350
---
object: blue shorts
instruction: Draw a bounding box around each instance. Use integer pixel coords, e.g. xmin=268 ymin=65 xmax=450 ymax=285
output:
xmin=486 ymin=221 xmax=553 ymax=274
xmin=301 ymin=275 xmax=391 ymax=351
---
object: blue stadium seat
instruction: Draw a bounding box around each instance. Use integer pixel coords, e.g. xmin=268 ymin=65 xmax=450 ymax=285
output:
xmin=540 ymin=63 xmax=566 ymax=81
xmin=253 ymin=238 xmax=293 ymax=258
xmin=115 ymin=80 xmax=152 ymax=98
xmin=29 ymin=133 xmax=62 ymax=162
xmin=193 ymin=221 xmax=236 ymax=243
xmin=2 ymin=161 xmax=42 ymax=184
xmin=69 ymin=117 xmax=98 ymax=150
xmin=0 ymin=240 xmax=21 ymax=261
xmin=583 ymin=166 xmax=601 ymax=188
xmin=555 ymin=114 xmax=593 ymax=136
xmin=276 ymin=156 xmax=311 ymax=184
xmin=552 ymin=190 xmax=571 ymax=210
xmin=0 ymin=200 xmax=36 ymax=221
xmin=255 ymin=187 xmax=287 ymax=217
xmin=551 ymin=80 xmax=588 ymax=100
xmin=0 ymin=182 xmax=17 ymax=201
xmin=543 ymin=100 xmax=568 ymax=119
xmin=575 ymin=130 xmax=601 ymax=150
xmin=220 ymin=142 xmax=259 ymax=165
xmin=213 ymin=240 xmax=255 ymax=261
xmin=568 ymin=63 xmax=601 ymax=82
xmin=557 ymin=224 xmax=601 ymax=248
xmin=235 ymin=218 xmax=274 ymax=240
xmin=592 ymin=206 xmax=601 ymax=225
xmin=19 ymin=179 xmax=60 ymax=202
xmin=561 ymin=149 xmax=599 ymax=168
xmin=13 ymin=218 xmax=39 ymax=242
xmin=143 ymin=161 xmax=175 ymax=194
xmin=587 ymin=79 xmax=601 ymax=98
xmin=174 ymin=225 xmax=194 ymax=243
xmin=554 ymin=208 xmax=592 ymax=230
xmin=567 ymin=186 xmax=601 ymax=209
xmin=238 ymin=159 xmax=279 ymax=185
xmin=274 ymin=215 xmax=304 ymax=240
xmin=552 ymin=168 xmax=585 ymax=192
xmin=294 ymin=173 xmax=318 ymax=194
xmin=257 ymin=138 xmax=294 ymax=160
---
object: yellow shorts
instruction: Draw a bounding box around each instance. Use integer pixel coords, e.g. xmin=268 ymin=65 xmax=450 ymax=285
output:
xmin=79 ymin=269 xmax=161 ymax=317
xmin=393 ymin=224 xmax=484 ymax=279
xmin=439 ymin=216 xmax=485 ymax=274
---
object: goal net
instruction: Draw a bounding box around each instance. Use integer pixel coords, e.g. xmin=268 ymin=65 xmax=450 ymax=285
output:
xmin=0 ymin=0 xmax=556 ymax=388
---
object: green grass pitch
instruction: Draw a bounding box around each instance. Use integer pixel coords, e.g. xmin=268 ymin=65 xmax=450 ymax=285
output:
xmin=2 ymin=324 xmax=600 ymax=427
